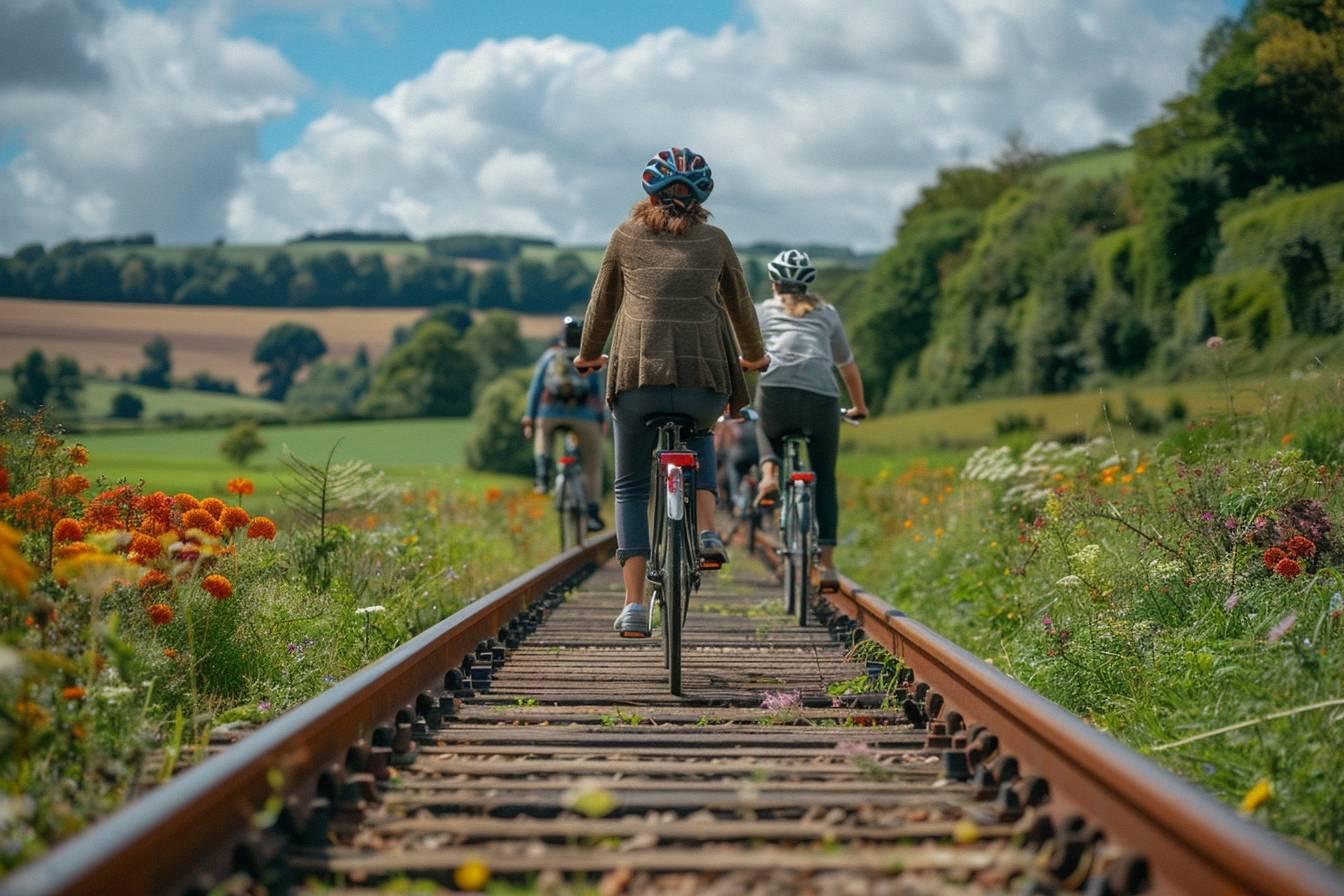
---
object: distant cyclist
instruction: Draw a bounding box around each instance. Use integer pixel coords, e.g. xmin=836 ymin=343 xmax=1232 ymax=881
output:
xmin=573 ymin=147 xmax=769 ymax=637
xmin=715 ymin=412 xmax=760 ymax=512
xmin=522 ymin=316 xmax=606 ymax=532
xmin=753 ymin=249 xmax=868 ymax=590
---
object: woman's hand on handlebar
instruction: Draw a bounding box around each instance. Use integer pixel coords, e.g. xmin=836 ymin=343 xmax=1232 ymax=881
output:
xmin=574 ymin=354 xmax=607 ymax=373
xmin=739 ymin=353 xmax=770 ymax=372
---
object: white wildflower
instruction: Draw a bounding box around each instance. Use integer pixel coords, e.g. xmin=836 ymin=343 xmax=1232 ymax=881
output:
xmin=1055 ymin=575 xmax=1084 ymax=588
xmin=354 ymin=605 xmax=386 ymax=616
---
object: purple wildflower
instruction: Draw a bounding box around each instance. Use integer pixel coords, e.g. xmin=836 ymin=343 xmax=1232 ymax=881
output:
xmin=1267 ymin=611 xmax=1298 ymax=644
xmin=761 ymin=690 xmax=802 ymax=712
xmin=1223 ymin=592 xmax=1241 ymax=612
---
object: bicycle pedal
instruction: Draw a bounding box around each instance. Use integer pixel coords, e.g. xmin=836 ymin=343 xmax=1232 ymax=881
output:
xmin=819 ymin=581 xmax=841 ymax=594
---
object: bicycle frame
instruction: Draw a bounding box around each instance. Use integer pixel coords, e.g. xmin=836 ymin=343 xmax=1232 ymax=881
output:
xmin=777 ymin=435 xmax=820 ymax=627
xmin=551 ymin=428 xmax=587 ymax=551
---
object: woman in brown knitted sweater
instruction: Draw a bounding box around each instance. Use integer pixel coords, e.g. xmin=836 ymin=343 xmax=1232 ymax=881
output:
xmin=575 ymin=147 xmax=769 ymax=637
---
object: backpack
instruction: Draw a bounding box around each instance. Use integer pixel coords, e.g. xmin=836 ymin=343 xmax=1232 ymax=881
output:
xmin=543 ymin=349 xmax=588 ymax=404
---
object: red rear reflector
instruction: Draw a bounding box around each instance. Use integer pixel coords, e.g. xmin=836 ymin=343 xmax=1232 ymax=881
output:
xmin=790 ymin=472 xmax=816 ymax=483
xmin=558 ymin=456 xmax=578 ymax=466
xmin=662 ymin=452 xmax=697 ymax=467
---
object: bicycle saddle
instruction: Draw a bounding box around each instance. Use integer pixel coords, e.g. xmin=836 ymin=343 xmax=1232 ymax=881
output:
xmin=644 ymin=413 xmax=701 ymax=430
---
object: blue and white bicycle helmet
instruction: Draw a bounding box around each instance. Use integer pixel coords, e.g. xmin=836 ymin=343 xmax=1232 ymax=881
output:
xmin=642 ymin=147 xmax=714 ymax=210
xmin=767 ymin=249 xmax=817 ymax=289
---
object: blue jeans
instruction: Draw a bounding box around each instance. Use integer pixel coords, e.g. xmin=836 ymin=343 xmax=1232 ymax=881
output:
xmin=611 ymin=386 xmax=726 ymax=563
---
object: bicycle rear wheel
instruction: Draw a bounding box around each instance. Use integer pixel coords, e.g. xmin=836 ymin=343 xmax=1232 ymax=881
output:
xmin=794 ymin=491 xmax=812 ymax=627
xmin=664 ymin=514 xmax=685 ymax=695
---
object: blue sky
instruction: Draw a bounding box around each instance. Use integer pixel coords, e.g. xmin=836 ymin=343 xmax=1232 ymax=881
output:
xmin=3 ymin=0 xmax=1245 ymax=250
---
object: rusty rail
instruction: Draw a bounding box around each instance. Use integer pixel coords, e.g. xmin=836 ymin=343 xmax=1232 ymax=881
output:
xmin=816 ymin=571 xmax=1344 ymax=895
xmin=0 ymin=533 xmax=617 ymax=896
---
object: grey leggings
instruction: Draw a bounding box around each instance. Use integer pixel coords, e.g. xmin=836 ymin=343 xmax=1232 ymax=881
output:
xmin=612 ymin=387 xmax=726 ymax=563
xmin=755 ymin=385 xmax=841 ymax=546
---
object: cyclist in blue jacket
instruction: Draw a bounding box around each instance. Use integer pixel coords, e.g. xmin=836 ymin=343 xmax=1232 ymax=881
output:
xmin=522 ymin=316 xmax=606 ymax=532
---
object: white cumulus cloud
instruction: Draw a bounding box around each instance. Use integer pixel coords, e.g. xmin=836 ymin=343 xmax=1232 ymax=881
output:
xmin=0 ymin=0 xmax=304 ymax=250
xmin=3 ymin=0 xmax=1227 ymax=252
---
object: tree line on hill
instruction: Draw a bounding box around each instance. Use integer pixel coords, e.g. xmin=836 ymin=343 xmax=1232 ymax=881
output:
xmin=840 ymin=0 xmax=1344 ymax=413
xmin=0 ymin=242 xmax=596 ymax=314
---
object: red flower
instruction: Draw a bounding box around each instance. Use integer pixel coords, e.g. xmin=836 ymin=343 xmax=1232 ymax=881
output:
xmin=247 ymin=516 xmax=277 ymax=540
xmin=199 ymin=497 xmax=226 ymax=519
xmin=227 ymin=477 xmax=255 ymax=496
xmin=201 ymin=574 xmax=232 ymax=600
xmin=1273 ymin=557 xmax=1303 ymax=581
xmin=1285 ymin=535 xmax=1316 ymax=560
xmin=53 ymin=518 xmax=84 ymax=542
xmin=0 ymin=467 xmax=8 ymax=494
xmin=147 ymin=603 xmax=173 ymax=625
xmin=219 ymin=506 xmax=250 ymax=532
xmin=136 ymin=491 xmax=174 ymax=531
xmin=63 ymin=474 xmax=90 ymax=495
xmin=83 ymin=485 xmax=138 ymax=531
xmin=1262 ymin=547 xmax=1286 ymax=571
xmin=62 ymin=686 xmax=86 ymax=701
xmin=138 ymin=569 xmax=170 ymax=591
xmin=67 ymin=444 xmax=89 ymax=466
xmin=163 ymin=648 xmax=178 ymax=659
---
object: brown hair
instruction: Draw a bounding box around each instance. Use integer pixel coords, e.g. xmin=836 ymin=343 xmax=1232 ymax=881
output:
xmin=776 ymin=285 xmax=824 ymax=317
xmin=629 ymin=197 xmax=710 ymax=236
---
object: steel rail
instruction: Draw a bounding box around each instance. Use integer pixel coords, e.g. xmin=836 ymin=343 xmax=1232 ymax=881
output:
xmin=821 ymin=573 xmax=1344 ymax=896
xmin=1 ymin=532 xmax=617 ymax=896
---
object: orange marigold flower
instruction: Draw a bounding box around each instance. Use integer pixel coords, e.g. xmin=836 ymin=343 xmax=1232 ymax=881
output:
xmin=83 ymin=485 xmax=138 ymax=532
xmin=200 ymin=497 xmax=226 ymax=519
xmin=147 ymin=602 xmax=173 ymax=625
xmin=35 ymin=434 xmax=59 ymax=454
xmin=173 ymin=493 xmax=200 ymax=512
xmin=247 ymin=516 xmax=277 ymax=540
xmin=484 ymin=486 xmax=504 ymax=504
xmin=1274 ymin=558 xmax=1303 ymax=581
xmin=219 ymin=506 xmax=250 ymax=531
xmin=56 ymin=541 xmax=95 ymax=560
xmin=136 ymin=491 xmax=174 ymax=529
xmin=182 ymin=508 xmax=222 ymax=537
xmin=226 ymin=477 xmax=255 ymax=496
xmin=138 ymin=569 xmax=170 ymax=591
xmin=1285 ymin=535 xmax=1316 ymax=560
xmin=67 ymin=444 xmax=89 ymax=466
xmin=163 ymin=647 xmax=178 ymax=659
xmin=10 ymin=490 xmax=58 ymax=530
xmin=202 ymin=574 xmax=232 ymax=600
xmin=63 ymin=474 xmax=90 ymax=495
xmin=53 ymin=518 xmax=85 ymax=542
xmin=1262 ymin=547 xmax=1286 ymax=571
xmin=62 ymin=686 xmax=86 ymax=701
xmin=129 ymin=532 xmax=162 ymax=561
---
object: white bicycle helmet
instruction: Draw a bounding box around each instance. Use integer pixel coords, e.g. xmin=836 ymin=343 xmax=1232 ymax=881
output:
xmin=767 ymin=249 xmax=817 ymax=289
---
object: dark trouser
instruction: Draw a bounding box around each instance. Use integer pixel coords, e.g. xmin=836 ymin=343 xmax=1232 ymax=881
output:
xmin=612 ymin=387 xmax=726 ymax=563
xmin=726 ymin=447 xmax=757 ymax=508
xmin=755 ymin=385 xmax=840 ymax=546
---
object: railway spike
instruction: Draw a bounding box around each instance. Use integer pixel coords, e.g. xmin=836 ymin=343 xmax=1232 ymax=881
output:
xmin=943 ymin=709 xmax=965 ymax=735
xmin=942 ymin=749 xmax=973 ymax=781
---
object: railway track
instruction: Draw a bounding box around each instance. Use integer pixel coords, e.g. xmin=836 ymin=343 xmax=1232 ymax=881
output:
xmin=3 ymin=531 xmax=1341 ymax=895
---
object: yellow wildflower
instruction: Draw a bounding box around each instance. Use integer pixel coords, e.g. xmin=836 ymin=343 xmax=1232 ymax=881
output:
xmin=1240 ymin=778 xmax=1272 ymax=814
xmin=53 ymin=552 xmax=137 ymax=598
xmin=0 ymin=522 xmax=38 ymax=597
xmin=453 ymin=857 xmax=491 ymax=891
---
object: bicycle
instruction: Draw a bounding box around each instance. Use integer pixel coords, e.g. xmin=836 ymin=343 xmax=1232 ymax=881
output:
xmin=720 ymin=411 xmax=764 ymax=558
xmin=551 ymin=428 xmax=588 ymax=551
xmin=768 ymin=409 xmax=864 ymax=627
xmin=644 ymin=414 xmax=709 ymax=696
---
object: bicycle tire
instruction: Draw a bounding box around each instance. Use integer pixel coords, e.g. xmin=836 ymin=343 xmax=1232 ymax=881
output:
xmin=665 ymin=506 xmax=684 ymax=696
xmin=795 ymin=490 xmax=812 ymax=627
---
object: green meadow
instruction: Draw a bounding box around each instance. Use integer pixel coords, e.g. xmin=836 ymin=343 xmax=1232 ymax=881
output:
xmin=76 ymin=417 xmax=503 ymax=503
